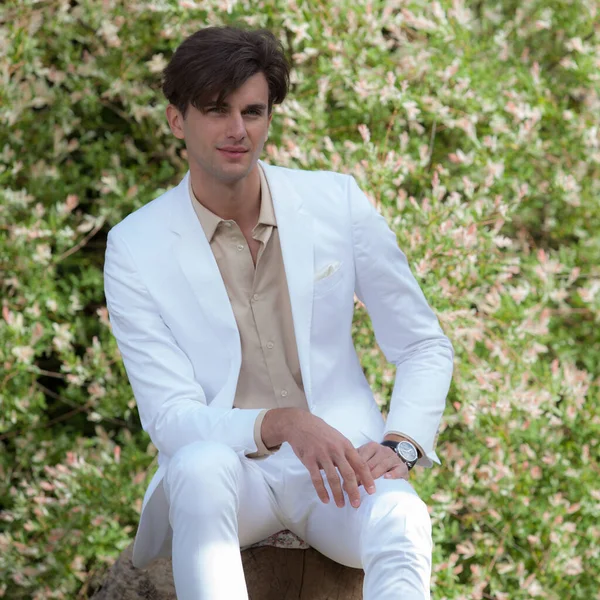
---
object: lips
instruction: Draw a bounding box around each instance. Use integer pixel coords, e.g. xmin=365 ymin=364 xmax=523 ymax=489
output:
xmin=218 ymin=148 xmax=248 ymax=159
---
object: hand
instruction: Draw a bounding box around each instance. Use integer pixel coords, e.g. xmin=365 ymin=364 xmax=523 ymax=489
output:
xmin=284 ymin=412 xmax=377 ymax=509
xmin=355 ymin=441 xmax=410 ymax=482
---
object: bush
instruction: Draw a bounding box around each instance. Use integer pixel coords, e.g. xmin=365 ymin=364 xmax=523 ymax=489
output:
xmin=1 ymin=0 xmax=598 ymax=598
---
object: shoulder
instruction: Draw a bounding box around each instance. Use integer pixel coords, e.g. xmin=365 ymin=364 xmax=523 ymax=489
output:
xmin=260 ymin=161 xmax=356 ymax=217
xmin=260 ymin=161 xmax=351 ymax=190
xmin=108 ymin=176 xmax=184 ymax=245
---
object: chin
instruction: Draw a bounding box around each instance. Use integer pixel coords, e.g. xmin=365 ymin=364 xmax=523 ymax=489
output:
xmin=215 ymin=164 xmax=253 ymax=183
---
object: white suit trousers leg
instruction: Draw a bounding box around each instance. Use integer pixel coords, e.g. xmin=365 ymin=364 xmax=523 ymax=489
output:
xmin=162 ymin=440 xmax=287 ymax=600
xmin=303 ymin=477 xmax=433 ymax=599
xmin=271 ymin=445 xmax=433 ymax=600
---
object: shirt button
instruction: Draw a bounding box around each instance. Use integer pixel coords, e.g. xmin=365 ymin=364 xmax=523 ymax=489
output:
xmin=224 ymin=222 xmax=232 ymax=228
xmin=237 ymin=244 xmax=244 ymax=251
xmin=266 ymin=341 xmax=274 ymax=349
xmin=252 ymin=293 xmax=259 ymax=301
xmin=280 ymin=390 xmax=288 ymax=397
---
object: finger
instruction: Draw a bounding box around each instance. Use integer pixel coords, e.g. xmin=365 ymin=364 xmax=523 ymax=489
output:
xmin=359 ymin=442 xmax=380 ymax=463
xmin=356 ymin=446 xmax=370 ymax=464
xmin=370 ymin=443 xmax=396 ymax=467
xmin=337 ymin=457 xmax=362 ymax=508
xmin=367 ymin=450 xmax=391 ymax=471
xmin=307 ymin=462 xmax=330 ymax=504
xmin=356 ymin=448 xmax=376 ymax=477
xmin=368 ymin=451 xmax=399 ymax=480
xmin=321 ymin=460 xmax=345 ymax=508
xmin=347 ymin=448 xmax=376 ymax=498
xmin=366 ymin=445 xmax=394 ymax=471
xmin=384 ymin=464 xmax=410 ymax=480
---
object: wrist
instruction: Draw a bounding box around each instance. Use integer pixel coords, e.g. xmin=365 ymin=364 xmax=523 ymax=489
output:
xmin=383 ymin=433 xmax=423 ymax=459
xmin=381 ymin=439 xmax=419 ymax=471
xmin=261 ymin=407 xmax=303 ymax=448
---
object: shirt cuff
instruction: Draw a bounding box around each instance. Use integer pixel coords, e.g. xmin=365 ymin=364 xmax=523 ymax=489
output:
xmin=383 ymin=430 xmax=426 ymax=461
xmin=245 ymin=409 xmax=282 ymax=459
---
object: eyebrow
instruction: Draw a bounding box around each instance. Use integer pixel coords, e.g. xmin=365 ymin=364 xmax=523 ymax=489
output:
xmin=204 ymin=102 xmax=268 ymax=112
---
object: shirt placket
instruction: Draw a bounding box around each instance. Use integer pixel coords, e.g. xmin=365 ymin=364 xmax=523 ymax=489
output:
xmin=250 ymin=227 xmax=296 ymax=409
xmin=225 ymin=220 xmax=255 ymax=295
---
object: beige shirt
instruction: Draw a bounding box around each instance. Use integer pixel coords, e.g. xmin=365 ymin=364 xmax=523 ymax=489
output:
xmin=189 ymin=164 xmax=310 ymax=458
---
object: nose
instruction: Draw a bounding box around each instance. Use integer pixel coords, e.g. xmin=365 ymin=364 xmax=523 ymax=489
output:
xmin=225 ymin=112 xmax=246 ymax=140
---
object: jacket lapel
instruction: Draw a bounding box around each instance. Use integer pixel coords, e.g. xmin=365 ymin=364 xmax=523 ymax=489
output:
xmin=168 ymin=173 xmax=241 ymax=367
xmin=260 ymin=160 xmax=314 ymax=406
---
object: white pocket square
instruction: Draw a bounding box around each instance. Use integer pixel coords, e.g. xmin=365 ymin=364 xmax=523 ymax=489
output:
xmin=314 ymin=261 xmax=342 ymax=282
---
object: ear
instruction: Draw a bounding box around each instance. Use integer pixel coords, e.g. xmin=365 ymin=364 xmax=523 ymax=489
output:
xmin=166 ymin=104 xmax=185 ymax=140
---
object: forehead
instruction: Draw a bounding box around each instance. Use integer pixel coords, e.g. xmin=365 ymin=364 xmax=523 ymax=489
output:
xmin=208 ymin=72 xmax=269 ymax=105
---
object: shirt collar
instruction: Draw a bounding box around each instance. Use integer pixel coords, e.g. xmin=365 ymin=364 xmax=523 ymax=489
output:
xmin=256 ymin=162 xmax=276 ymax=228
xmin=188 ymin=163 xmax=276 ymax=243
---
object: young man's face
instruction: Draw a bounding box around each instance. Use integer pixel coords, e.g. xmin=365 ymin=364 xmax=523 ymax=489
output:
xmin=167 ymin=71 xmax=272 ymax=185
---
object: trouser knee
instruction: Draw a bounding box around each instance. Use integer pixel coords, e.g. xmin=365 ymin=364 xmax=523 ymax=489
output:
xmin=164 ymin=441 xmax=243 ymax=517
xmin=361 ymin=481 xmax=432 ymax=555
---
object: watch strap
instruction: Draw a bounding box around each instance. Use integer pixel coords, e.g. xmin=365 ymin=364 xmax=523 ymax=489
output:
xmin=380 ymin=440 xmax=418 ymax=470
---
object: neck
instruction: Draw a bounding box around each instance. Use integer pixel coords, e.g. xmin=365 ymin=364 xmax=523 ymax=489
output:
xmin=189 ymin=162 xmax=261 ymax=229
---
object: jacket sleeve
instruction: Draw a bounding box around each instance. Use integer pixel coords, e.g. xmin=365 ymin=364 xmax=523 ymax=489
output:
xmin=103 ymin=228 xmax=264 ymax=459
xmin=347 ymin=176 xmax=454 ymax=468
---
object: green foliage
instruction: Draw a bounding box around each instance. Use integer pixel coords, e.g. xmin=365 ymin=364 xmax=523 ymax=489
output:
xmin=1 ymin=0 xmax=598 ymax=598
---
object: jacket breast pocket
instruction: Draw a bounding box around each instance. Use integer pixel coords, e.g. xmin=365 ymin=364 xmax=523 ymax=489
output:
xmin=313 ymin=262 xmax=344 ymax=298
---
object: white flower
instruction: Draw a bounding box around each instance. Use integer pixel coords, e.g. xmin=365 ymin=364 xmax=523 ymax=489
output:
xmin=57 ymin=226 xmax=75 ymax=241
xmin=97 ymin=20 xmax=121 ymax=48
xmin=509 ymin=285 xmax=529 ymax=304
xmin=493 ymin=235 xmax=512 ymax=248
xmin=52 ymin=323 xmax=74 ymax=352
xmin=32 ymin=244 xmax=52 ymax=264
xmin=12 ymin=346 xmax=35 ymax=364
xmin=77 ymin=214 xmax=104 ymax=234
xmin=88 ymin=412 xmax=103 ymax=423
xmin=549 ymin=289 xmax=568 ymax=303
xmin=3 ymin=188 xmax=34 ymax=207
xmin=579 ymin=280 xmax=600 ymax=303
xmin=565 ymin=37 xmax=587 ymax=54
xmin=563 ymin=556 xmax=583 ymax=576
xmin=69 ymin=294 xmax=83 ymax=313
xmin=402 ymin=100 xmax=421 ymax=121
xmin=145 ymin=53 xmax=167 ymax=74
xmin=6 ymin=312 xmax=24 ymax=333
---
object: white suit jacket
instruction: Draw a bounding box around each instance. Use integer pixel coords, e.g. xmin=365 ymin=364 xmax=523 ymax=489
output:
xmin=103 ymin=159 xmax=454 ymax=568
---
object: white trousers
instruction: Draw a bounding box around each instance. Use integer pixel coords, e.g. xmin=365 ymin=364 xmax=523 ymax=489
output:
xmin=162 ymin=439 xmax=433 ymax=599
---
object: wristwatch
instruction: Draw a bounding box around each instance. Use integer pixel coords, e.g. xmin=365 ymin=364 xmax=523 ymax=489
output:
xmin=380 ymin=440 xmax=419 ymax=471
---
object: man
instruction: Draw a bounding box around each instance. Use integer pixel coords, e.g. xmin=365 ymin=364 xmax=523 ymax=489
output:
xmin=103 ymin=25 xmax=454 ymax=600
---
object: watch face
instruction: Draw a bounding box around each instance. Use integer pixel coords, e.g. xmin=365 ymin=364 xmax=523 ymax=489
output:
xmin=398 ymin=441 xmax=418 ymax=462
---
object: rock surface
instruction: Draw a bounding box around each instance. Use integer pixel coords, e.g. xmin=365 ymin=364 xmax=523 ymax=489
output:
xmin=89 ymin=542 xmax=364 ymax=599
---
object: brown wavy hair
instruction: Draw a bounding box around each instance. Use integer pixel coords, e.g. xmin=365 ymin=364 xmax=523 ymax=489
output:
xmin=162 ymin=25 xmax=290 ymax=119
